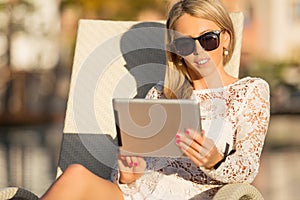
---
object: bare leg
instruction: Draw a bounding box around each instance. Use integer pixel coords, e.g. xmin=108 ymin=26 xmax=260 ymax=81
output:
xmin=41 ymin=164 xmax=124 ymax=200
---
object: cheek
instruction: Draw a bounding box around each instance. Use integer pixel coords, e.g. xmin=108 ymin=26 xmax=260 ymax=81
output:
xmin=183 ymin=54 xmax=194 ymax=64
xmin=208 ymin=49 xmax=223 ymax=67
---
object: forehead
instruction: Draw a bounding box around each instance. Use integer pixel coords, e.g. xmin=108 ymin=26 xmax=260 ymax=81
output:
xmin=174 ymin=13 xmax=219 ymax=37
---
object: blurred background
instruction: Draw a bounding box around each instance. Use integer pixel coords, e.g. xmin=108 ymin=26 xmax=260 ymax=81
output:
xmin=0 ymin=0 xmax=299 ymax=199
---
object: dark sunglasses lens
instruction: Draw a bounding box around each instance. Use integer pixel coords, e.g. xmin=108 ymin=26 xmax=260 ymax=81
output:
xmin=174 ymin=38 xmax=195 ymax=56
xmin=199 ymin=32 xmax=219 ymax=51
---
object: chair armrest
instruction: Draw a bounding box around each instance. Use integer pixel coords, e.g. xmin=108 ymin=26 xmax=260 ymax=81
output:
xmin=0 ymin=187 xmax=38 ymax=200
xmin=213 ymin=183 xmax=264 ymax=200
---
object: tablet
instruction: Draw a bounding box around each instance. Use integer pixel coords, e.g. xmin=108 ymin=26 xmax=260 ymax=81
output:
xmin=112 ymin=98 xmax=202 ymax=157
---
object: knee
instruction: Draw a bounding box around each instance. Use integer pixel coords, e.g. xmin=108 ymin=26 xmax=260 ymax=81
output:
xmin=62 ymin=164 xmax=91 ymax=180
xmin=66 ymin=164 xmax=89 ymax=173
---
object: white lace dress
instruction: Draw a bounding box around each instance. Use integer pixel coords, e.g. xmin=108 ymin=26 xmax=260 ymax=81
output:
xmin=111 ymin=77 xmax=270 ymax=200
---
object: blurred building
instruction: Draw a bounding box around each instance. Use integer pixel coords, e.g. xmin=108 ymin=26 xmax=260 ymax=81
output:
xmin=0 ymin=0 xmax=66 ymax=124
xmin=242 ymin=0 xmax=300 ymax=61
xmin=0 ymin=0 xmax=64 ymax=195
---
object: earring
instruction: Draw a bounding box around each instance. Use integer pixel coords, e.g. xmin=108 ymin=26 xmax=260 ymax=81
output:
xmin=223 ymin=49 xmax=229 ymax=56
xmin=178 ymin=60 xmax=183 ymax=66
xmin=178 ymin=57 xmax=183 ymax=66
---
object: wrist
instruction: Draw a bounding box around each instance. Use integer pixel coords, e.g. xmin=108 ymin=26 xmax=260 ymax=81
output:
xmin=119 ymin=178 xmax=133 ymax=184
xmin=212 ymin=153 xmax=226 ymax=170
xmin=119 ymin=176 xmax=135 ymax=184
xmin=119 ymin=173 xmax=143 ymax=184
xmin=212 ymin=143 xmax=236 ymax=170
xmin=205 ymin=151 xmax=224 ymax=170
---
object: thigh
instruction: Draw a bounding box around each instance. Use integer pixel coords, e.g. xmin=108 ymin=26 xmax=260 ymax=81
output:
xmin=76 ymin=165 xmax=124 ymax=199
xmin=42 ymin=164 xmax=124 ymax=200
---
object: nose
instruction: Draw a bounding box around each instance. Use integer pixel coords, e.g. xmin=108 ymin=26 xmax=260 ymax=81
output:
xmin=193 ymin=50 xmax=199 ymax=55
xmin=193 ymin=40 xmax=203 ymax=55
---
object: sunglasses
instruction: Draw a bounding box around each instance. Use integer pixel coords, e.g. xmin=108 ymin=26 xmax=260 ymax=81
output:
xmin=172 ymin=30 xmax=223 ymax=56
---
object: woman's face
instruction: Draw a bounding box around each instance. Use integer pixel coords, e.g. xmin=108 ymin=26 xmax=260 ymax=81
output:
xmin=173 ymin=13 xmax=230 ymax=80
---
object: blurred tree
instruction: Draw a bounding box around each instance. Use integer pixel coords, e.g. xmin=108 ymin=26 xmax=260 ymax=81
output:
xmin=0 ymin=0 xmax=61 ymax=124
xmin=0 ymin=0 xmax=34 ymax=68
xmin=0 ymin=0 xmax=34 ymax=116
xmin=59 ymin=0 xmax=169 ymax=79
xmin=60 ymin=0 xmax=167 ymax=20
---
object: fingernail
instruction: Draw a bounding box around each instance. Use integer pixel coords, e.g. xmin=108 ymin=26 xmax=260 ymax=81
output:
xmin=129 ymin=162 xmax=133 ymax=167
xmin=133 ymin=162 xmax=138 ymax=167
xmin=185 ymin=129 xmax=190 ymax=135
xmin=176 ymin=134 xmax=180 ymax=139
xmin=176 ymin=140 xmax=180 ymax=145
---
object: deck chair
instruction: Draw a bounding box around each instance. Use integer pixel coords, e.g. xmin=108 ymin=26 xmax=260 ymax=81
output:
xmin=0 ymin=12 xmax=264 ymax=200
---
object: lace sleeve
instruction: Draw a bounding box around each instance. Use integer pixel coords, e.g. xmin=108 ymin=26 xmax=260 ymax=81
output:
xmin=202 ymin=79 xmax=270 ymax=183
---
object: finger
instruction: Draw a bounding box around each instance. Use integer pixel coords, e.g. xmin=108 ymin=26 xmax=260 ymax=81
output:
xmin=178 ymin=135 xmax=211 ymax=160
xmin=118 ymin=154 xmax=126 ymax=161
xmin=177 ymin=133 xmax=197 ymax=152
xmin=130 ymin=156 xmax=139 ymax=167
xmin=201 ymin=137 xmax=216 ymax=152
xmin=187 ymin=129 xmax=215 ymax=152
xmin=179 ymin=142 xmax=206 ymax=167
xmin=118 ymin=159 xmax=131 ymax=173
xmin=117 ymin=158 xmax=126 ymax=168
xmin=177 ymin=133 xmax=207 ymax=155
xmin=133 ymin=157 xmax=147 ymax=173
xmin=136 ymin=157 xmax=146 ymax=166
xmin=117 ymin=154 xmax=125 ymax=165
xmin=177 ymin=133 xmax=193 ymax=145
xmin=179 ymin=141 xmax=204 ymax=161
xmin=118 ymin=152 xmax=131 ymax=162
xmin=125 ymin=156 xmax=133 ymax=167
xmin=185 ymin=129 xmax=204 ymax=146
xmin=184 ymin=148 xmax=206 ymax=167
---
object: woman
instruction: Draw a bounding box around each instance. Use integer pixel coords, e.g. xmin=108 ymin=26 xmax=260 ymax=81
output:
xmin=41 ymin=0 xmax=270 ymax=199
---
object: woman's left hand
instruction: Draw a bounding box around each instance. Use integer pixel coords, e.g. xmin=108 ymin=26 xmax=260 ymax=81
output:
xmin=176 ymin=129 xmax=223 ymax=169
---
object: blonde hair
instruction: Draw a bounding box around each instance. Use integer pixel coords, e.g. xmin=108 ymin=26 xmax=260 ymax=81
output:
xmin=164 ymin=0 xmax=235 ymax=99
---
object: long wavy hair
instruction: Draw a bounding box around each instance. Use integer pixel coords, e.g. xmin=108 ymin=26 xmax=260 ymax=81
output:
xmin=164 ymin=0 xmax=235 ymax=99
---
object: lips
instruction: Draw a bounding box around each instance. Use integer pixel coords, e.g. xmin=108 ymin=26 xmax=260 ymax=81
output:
xmin=195 ymin=58 xmax=210 ymax=65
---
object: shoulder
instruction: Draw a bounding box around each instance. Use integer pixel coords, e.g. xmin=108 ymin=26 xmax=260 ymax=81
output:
xmin=243 ymin=77 xmax=269 ymax=94
xmin=233 ymin=76 xmax=270 ymax=101
xmin=145 ymin=81 xmax=165 ymax=99
xmin=232 ymin=77 xmax=269 ymax=92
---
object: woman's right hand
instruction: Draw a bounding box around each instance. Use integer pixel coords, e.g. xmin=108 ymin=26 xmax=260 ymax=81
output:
xmin=118 ymin=155 xmax=146 ymax=184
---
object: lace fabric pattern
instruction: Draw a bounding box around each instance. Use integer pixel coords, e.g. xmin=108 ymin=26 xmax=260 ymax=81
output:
xmin=111 ymin=77 xmax=270 ymax=200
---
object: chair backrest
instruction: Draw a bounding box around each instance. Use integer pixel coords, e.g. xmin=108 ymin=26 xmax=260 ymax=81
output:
xmin=56 ymin=12 xmax=244 ymax=179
